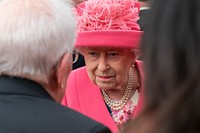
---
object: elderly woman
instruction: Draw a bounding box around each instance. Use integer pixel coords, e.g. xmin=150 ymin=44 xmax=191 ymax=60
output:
xmin=62 ymin=0 xmax=144 ymax=132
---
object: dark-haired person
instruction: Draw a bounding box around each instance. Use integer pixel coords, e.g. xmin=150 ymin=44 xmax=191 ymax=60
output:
xmin=120 ymin=0 xmax=200 ymax=133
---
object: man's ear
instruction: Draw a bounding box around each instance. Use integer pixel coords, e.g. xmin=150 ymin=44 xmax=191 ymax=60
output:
xmin=46 ymin=52 xmax=72 ymax=103
xmin=56 ymin=53 xmax=72 ymax=91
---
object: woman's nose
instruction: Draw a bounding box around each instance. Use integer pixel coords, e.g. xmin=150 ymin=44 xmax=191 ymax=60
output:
xmin=97 ymin=55 xmax=109 ymax=72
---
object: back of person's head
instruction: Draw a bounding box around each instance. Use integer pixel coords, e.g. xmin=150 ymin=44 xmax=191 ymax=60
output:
xmin=143 ymin=0 xmax=200 ymax=106
xmin=0 ymin=0 xmax=76 ymax=83
xmin=119 ymin=0 xmax=200 ymax=133
xmin=139 ymin=0 xmax=200 ymax=132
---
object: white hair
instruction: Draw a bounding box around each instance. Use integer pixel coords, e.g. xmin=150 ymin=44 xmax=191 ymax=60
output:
xmin=0 ymin=0 xmax=76 ymax=82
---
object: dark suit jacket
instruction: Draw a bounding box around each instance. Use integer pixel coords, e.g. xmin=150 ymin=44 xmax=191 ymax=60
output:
xmin=138 ymin=8 xmax=150 ymax=31
xmin=0 ymin=76 xmax=111 ymax=133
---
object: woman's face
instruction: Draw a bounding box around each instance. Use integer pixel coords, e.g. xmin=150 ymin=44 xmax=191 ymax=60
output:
xmin=81 ymin=47 xmax=135 ymax=90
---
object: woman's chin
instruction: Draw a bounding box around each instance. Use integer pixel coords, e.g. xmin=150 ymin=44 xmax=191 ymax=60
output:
xmin=96 ymin=83 xmax=114 ymax=90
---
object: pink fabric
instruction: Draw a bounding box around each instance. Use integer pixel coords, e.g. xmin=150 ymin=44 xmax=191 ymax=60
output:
xmin=75 ymin=30 xmax=143 ymax=49
xmin=62 ymin=61 xmax=144 ymax=133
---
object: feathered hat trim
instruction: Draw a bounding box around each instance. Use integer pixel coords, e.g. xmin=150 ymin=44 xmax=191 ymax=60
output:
xmin=74 ymin=0 xmax=143 ymax=48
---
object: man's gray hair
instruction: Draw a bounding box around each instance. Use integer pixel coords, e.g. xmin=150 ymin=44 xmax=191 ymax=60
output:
xmin=0 ymin=0 xmax=76 ymax=82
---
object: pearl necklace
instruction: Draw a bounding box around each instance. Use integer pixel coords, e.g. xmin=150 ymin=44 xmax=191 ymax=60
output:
xmin=101 ymin=67 xmax=134 ymax=111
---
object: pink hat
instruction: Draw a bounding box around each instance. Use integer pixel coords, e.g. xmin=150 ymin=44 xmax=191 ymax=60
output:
xmin=74 ymin=0 xmax=143 ymax=49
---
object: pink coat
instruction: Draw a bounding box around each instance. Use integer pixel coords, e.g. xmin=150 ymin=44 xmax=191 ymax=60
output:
xmin=62 ymin=60 xmax=144 ymax=133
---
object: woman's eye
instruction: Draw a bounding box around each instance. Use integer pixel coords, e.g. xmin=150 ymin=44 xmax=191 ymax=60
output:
xmin=108 ymin=52 xmax=119 ymax=57
xmin=107 ymin=52 xmax=120 ymax=60
xmin=88 ymin=52 xmax=99 ymax=56
xmin=86 ymin=52 xmax=100 ymax=60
